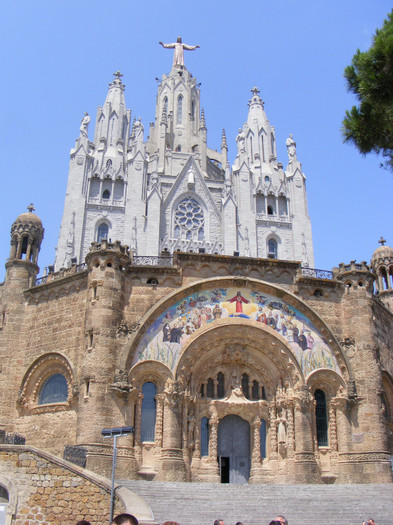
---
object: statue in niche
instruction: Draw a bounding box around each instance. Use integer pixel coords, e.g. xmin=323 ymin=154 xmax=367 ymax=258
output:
xmin=236 ymin=128 xmax=246 ymax=154
xmin=187 ymin=167 xmax=195 ymax=185
xmin=230 ymin=365 xmax=241 ymax=390
xmin=159 ymin=37 xmax=200 ymax=68
xmin=276 ymin=409 xmax=287 ymax=444
xmin=80 ymin=112 xmax=90 ymax=138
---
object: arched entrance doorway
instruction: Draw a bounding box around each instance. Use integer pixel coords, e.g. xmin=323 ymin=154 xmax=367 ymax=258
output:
xmin=218 ymin=414 xmax=250 ymax=483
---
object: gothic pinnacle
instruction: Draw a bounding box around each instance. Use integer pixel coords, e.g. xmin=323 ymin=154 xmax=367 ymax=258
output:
xmin=160 ymin=105 xmax=167 ymax=125
xmin=200 ymin=108 xmax=206 ymax=128
xmin=221 ymin=129 xmax=228 ymax=150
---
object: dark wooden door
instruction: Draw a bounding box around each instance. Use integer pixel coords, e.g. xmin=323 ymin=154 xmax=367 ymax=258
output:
xmin=218 ymin=414 xmax=250 ymax=483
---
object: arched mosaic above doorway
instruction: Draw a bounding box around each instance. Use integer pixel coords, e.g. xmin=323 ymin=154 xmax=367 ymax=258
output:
xmin=133 ymin=287 xmax=340 ymax=377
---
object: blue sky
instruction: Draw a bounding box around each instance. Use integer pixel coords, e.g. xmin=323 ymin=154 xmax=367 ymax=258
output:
xmin=1 ymin=0 xmax=392 ymax=280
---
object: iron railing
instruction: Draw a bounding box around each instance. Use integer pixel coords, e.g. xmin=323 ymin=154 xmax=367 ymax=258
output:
xmin=301 ymin=267 xmax=334 ymax=280
xmin=133 ymin=256 xmax=173 ymax=266
xmin=35 ymin=263 xmax=87 ymax=286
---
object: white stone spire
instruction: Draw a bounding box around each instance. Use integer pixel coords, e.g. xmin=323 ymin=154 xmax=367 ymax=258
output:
xmin=93 ymin=71 xmax=129 ymax=148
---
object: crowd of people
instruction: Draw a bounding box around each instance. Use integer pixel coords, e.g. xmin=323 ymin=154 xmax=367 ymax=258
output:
xmin=76 ymin=513 xmax=378 ymax=525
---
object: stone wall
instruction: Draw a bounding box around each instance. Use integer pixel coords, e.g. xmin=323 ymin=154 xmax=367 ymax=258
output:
xmin=0 ymin=445 xmax=155 ymax=525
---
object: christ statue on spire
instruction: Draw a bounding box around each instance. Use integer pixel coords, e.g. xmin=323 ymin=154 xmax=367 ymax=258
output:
xmin=159 ymin=37 xmax=200 ymax=68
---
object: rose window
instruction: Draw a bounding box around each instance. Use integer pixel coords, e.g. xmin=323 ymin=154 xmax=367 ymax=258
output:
xmin=174 ymin=198 xmax=205 ymax=241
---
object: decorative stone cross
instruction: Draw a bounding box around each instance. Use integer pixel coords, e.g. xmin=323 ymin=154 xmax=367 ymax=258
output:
xmin=113 ymin=71 xmax=123 ymax=80
xmin=251 ymin=86 xmax=260 ymax=96
xmin=378 ymin=236 xmax=386 ymax=246
xmin=27 ymin=203 xmax=35 ymax=213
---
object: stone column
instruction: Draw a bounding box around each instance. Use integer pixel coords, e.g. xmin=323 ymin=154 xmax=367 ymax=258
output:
xmin=16 ymin=236 xmax=22 ymax=259
xmin=196 ymin=406 xmax=220 ymax=482
xmin=329 ymin=402 xmax=338 ymax=456
xmin=250 ymin=416 xmax=263 ymax=482
xmin=155 ymin=394 xmax=165 ymax=449
xmin=293 ymin=390 xmax=319 ymax=482
xmin=25 ymin=239 xmax=33 ymax=261
xmin=134 ymin=394 xmax=143 ymax=449
xmin=160 ymin=386 xmax=187 ymax=481
xmin=208 ymin=414 xmax=218 ymax=462
xmin=285 ymin=402 xmax=295 ymax=459
xmin=269 ymin=404 xmax=278 ymax=460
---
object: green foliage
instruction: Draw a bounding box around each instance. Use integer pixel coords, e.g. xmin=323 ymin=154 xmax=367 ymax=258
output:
xmin=343 ymin=10 xmax=393 ymax=170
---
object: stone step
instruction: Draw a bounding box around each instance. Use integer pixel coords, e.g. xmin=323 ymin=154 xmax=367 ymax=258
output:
xmin=118 ymin=480 xmax=393 ymax=525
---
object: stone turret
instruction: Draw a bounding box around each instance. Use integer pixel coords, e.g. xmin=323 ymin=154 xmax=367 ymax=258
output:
xmin=76 ymin=240 xmax=136 ymax=475
xmin=371 ymin=237 xmax=393 ymax=311
xmin=6 ymin=204 xmax=44 ymax=288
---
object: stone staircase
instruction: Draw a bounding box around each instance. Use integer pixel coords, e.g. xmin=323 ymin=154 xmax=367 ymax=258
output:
xmin=118 ymin=480 xmax=393 ymax=525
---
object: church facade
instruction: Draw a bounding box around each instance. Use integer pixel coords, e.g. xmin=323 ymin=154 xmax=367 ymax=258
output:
xmin=0 ymin=46 xmax=393 ymax=485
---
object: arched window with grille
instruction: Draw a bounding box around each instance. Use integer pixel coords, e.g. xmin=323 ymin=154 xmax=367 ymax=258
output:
xmin=97 ymin=223 xmax=109 ymax=242
xmin=141 ymin=382 xmax=156 ymax=442
xmin=268 ymin=238 xmax=277 ymax=259
xmin=201 ymin=417 xmax=209 ymax=456
xmin=315 ymin=389 xmax=328 ymax=446
xmin=38 ymin=374 xmax=68 ymax=405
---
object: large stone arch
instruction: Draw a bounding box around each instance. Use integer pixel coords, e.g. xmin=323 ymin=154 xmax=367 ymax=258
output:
xmin=175 ymin=318 xmax=305 ymax=397
xmin=122 ymin=276 xmax=352 ymax=385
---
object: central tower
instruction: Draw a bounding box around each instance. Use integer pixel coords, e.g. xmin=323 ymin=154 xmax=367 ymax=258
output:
xmin=55 ymin=41 xmax=314 ymax=270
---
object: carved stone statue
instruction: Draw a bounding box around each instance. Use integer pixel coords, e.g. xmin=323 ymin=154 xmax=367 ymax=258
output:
xmin=159 ymin=37 xmax=200 ymax=67
xmin=286 ymin=134 xmax=297 ymax=161
xmin=236 ymin=128 xmax=246 ymax=154
xmin=133 ymin=117 xmax=144 ymax=146
xmin=276 ymin=410 xmax=287 ymax=444
xmin=80 ymin=112 xmax=90 ymax=138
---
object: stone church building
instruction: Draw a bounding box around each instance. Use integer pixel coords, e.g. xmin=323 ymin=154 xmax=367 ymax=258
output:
xmin=1 ymin=43 xmax=393 ymax=486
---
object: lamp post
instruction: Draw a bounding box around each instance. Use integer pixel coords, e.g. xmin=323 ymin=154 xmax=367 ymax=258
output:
xmin=101 ymin=426 xmax=134 ymax=523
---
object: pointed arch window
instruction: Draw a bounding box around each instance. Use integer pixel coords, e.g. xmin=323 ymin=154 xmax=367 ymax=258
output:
xmin=97 ymin=223 xmax=109 ymax=242
xmin=252 ymin=380 xmax=260 ymax=400
xmin=217 ymin=372 xmax=225 ymax=398
xmin=260 ymin=418 xmax=267 ymax=458
xmin=191 ymin=99 xmax=196 ymax=120
xmin=268 ymin=239 xmax=277 ymax=259
xmin=141 ymin=382 xmax=156 ymax=442
xmin=163 ymin=96 xmax=168 ymax=115
xmin=177 ymin=95 xmax=183 ymax=125
xmin=102 ymin=189 xmax=110 ymax=200
xmin=278 ymin=196 xmax=288 ymax=216
xmin=315 ymin=389 xmax=328 ymax=446
xmin=207 ymin=378 xmax=214 ymax=398
xmin=256 ymin=194 xmax=265 ymax=214
xmin=242 ymin=373 xmax=249 ymax=399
